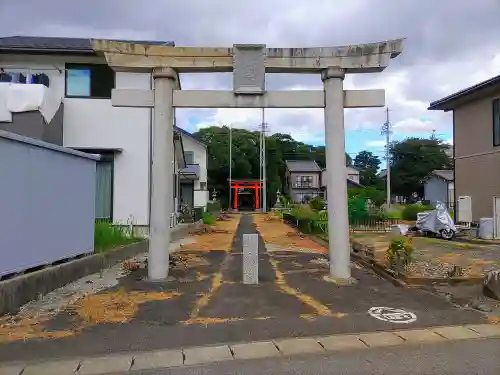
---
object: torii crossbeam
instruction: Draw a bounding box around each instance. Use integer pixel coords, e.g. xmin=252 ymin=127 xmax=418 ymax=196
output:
xmin=91 ymin=39 xmax=404 ymax=282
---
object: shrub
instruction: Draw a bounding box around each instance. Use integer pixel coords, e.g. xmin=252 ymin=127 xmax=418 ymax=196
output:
xmin=94 ymin=220 xmax=138 ymax=253
xmin=302 ymin=195 xmax=312 ymax=204
xmin=401 ymin=203 xmax=433 ymax=221
xmin=386 ymin=236 xmax=415 ymax=271
xmin=348 ymin=196 xmax=369 ymax=221
xmin=309 ymin=196 xmax=325 ymax=211
xmin=291 ymin=205 xmax=314 ymax=220
xmin=348 ymin=187 xmax=386 ymax=207
xmin=317 ymin=210 xmax=328 ymax=221
xmin=202 ymin=212 xmax=216 ymax=225
xmin=280 ymin=195 xmax=292 ymax=206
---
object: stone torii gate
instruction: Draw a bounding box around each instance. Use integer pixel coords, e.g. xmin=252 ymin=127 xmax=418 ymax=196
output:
xmin=92 ymin=39 xmax=404 ymax=282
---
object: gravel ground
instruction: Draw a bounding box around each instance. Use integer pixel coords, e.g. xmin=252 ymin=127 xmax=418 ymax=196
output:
xmin=406 ymin=260 xmax=460 ymax=278
xmin=0 ymin=237 xmax=194 ymax=324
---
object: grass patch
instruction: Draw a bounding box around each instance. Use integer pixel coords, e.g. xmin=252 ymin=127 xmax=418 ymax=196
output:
xmin=384 ymin=209 xmax=403 ymax=220
xmin=94 ymin=221 xmax=141 ymax=253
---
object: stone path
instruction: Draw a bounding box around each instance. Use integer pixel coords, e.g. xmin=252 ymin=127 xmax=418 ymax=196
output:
xmin=0 ymin=214 xmax=489 ymax=364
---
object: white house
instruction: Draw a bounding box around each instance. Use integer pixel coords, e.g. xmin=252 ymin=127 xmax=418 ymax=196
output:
xmin=0 ymin=36 xmax=209 ymax=232
xmin=176 ymin=127 xmax=209 ymax=211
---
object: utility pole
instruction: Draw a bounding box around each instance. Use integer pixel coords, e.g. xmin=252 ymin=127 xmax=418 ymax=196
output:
xmin=229 ymin=124 xmax=233 ymax=211
xmin=381 ymin=107 xmax=391 ymax=209
xmin=260 ymin=108 xmax=267 ymax=212
xmin=259 ymin=120 xmax=262 ymax=211
xmin=262 ymin=108 xmax=267 ymax=212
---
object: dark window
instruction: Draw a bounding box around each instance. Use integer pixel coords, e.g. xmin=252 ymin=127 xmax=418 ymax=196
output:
xmin=184 ymin=151 xmax=194 ymax=164
xmin=65 ymin=63 xmax=115 ymax=98
xmin=95 ymin=154 xmax=114 ymax=220
xmin=494 ymin=98 xmax=500 ymax=146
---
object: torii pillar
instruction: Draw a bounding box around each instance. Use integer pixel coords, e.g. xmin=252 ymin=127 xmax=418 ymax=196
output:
xmin=93 ymin=39 xmax=404 ymax=281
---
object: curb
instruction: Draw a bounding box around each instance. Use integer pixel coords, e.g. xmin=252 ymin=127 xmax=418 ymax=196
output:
xmin=2 ymin=324 xmax=499 ymax=374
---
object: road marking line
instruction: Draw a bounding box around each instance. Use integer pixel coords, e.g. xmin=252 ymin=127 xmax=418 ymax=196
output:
xmin=188 ymin=271 xmax=223 ymax=320
xmin=270 ymin=258 xmax=345 ymax=318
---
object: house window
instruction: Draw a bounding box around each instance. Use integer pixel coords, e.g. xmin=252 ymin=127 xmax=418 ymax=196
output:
xmin=95 ymin=155 xmax=114 ymax=220
xmin=295 ymin=176 xmax=313 ymax=187
xmin=65 ymin=63 xmax=115 ymax=98
xmin=494 ymin=98 xmax=500 ymax=146
xmin=184 ymin=151 xmax=194 ymax=164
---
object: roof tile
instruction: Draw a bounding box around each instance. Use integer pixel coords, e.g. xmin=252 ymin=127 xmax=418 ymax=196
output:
xmin=285 ymin=160 xmax=322 ymax=172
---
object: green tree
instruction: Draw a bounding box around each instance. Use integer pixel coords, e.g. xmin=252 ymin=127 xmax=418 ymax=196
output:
xmin=390 ymin=137 xmax=452 ymax=198
xmin=353 ymin=150 xmax=381 ymax=186
xmin=194 ymin=126 xmax=353 ymax=208
xmin=348 ymin=186 xmax=386 ymax=207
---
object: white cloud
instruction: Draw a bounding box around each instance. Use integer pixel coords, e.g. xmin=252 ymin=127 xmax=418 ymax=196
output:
xmin=2 ymin=0 xmax=500 ymax=146
xmin=392 ymin=118 xmax=436 ymax=134
xmin=366 ymin=140 xmax=386 ymax=148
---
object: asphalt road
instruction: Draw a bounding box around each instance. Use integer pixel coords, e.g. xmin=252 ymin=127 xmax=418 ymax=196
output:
xmin=123 ymin=338 xmax=500 ymax=375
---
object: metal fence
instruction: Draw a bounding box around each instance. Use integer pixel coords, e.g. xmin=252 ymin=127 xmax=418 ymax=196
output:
xmin=282 ymin=212 xmax=404 ymax=234
xmin=349 ymin=218 xmax=404 ymax=232
xmin=0 ymin=131 xmax=98 ymax=278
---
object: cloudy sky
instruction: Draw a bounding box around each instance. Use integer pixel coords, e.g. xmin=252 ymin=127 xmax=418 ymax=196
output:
xmin=1 ymin=0 xmax=500 ymax=159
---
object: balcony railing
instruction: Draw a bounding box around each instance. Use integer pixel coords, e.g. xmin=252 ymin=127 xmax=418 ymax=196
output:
xmin=292 ymin=183 xmax=319 ymax=189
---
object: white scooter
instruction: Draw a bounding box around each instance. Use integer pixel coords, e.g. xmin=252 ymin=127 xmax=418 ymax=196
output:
xmin=410 ymin=201 xmax=457 ymax=240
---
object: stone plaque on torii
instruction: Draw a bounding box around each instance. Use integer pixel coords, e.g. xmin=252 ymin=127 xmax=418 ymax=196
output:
xmin=91 ymin=39 xmax=404 ymax=282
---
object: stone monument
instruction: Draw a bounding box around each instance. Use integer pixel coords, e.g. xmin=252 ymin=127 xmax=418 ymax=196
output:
xmin=273 ymin=189 xmax=282 ymax=210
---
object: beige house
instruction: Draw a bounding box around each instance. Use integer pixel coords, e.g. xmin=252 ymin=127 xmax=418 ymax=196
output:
xmin=429 ymin=74 xmax=500 ymax=230
xmin=284 ymin=160 xmax=363 ymax=203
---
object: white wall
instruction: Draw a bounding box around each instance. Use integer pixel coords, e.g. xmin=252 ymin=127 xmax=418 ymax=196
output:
xmin=64 ymin=72 xmax=152 ymax=226
xmin=346 ymin=166 xmax=360 ymax=184
xmin=1 ymin=54 xmax=152 ymax=226
xmin=181 ymin=135 xmax=209 ymax=207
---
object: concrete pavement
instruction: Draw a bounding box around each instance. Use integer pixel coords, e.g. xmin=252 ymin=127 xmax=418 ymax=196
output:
xmin=0 ymin=214 xmax=492 ymax=365
xmin=1 ymin=324 xmax=499 ymax=374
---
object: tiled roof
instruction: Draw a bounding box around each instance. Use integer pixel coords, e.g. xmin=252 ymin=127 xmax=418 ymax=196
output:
xmin=285 ymin=160 xmax=321 ymax=172
xmin=0 ymin=36 xmax=174 ymax=54
xmin=432 ymin=169 xmax=454 ymax=181
xmin=174 ymin=126 xmax=206 ymax=147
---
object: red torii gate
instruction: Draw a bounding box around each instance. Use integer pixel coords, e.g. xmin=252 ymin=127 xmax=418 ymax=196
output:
xmin=230 ymin=180 xmax=263 ymax=210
